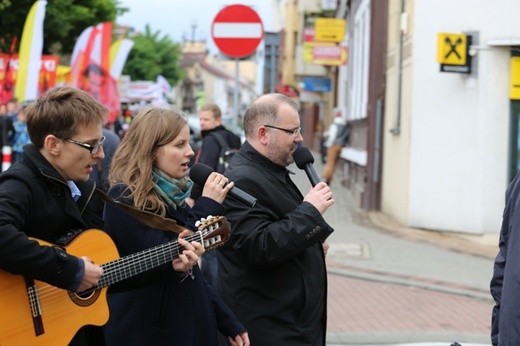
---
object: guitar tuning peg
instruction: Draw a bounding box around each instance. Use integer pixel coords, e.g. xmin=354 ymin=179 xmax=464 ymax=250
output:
xmin=195 ymin=220 xmax=201 ymax=227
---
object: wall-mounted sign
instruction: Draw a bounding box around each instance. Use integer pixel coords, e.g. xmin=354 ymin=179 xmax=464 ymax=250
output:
xmin=303 ymin=77 xmax=332 ymax=92
xmin=312 ymin=45 xmax=348 ymax=66
xmin=314 ymin=18 xmax=346 ymax=43
xmin=510 ymin=57 xmax=520 ymax=100
xmin=437 ymin=33 xmax=468 ymax=65
xmin=303 ymin=27 xmax=315 ymax=43
xmin=303 ymin=42 xmax=335 ymax=63
xmin=437 ymin=33 xmax=471 ymax=74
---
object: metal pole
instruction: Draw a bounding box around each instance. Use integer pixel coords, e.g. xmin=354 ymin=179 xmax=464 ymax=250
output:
xmin=270 ymin=44 xmax=276 ymax=93
xmin=234 ymin=58 xmax=239 ymax=121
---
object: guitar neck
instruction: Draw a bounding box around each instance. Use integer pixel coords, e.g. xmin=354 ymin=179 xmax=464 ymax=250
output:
xmin=96 ymin=232 xmax=203 ymax=288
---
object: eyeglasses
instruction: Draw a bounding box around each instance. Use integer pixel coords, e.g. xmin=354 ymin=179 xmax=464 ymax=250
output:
xmin=264 ymin=125 xmax=302 ymax=137
xmin=64 ymin=136 xmax=106 ymax=155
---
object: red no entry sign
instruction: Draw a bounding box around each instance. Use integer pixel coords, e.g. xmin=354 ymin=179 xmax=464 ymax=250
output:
xmin=211 ymin=4 xmax=264 ymax=58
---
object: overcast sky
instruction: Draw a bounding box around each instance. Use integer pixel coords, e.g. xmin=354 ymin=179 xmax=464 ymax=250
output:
xmin=116 ymin=1 xmax=273 ymax=55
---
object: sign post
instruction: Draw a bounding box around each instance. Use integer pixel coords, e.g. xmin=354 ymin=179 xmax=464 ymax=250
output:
xmin=211 ymin=5 xmax=264 ymax=119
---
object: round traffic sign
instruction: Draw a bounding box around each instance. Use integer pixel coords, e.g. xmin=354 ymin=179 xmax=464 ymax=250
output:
xmin=211 ymin=5 xmax=264 ymax=58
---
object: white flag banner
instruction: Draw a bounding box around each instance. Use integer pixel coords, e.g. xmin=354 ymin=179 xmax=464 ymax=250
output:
xmin=156 ymin=75 xmax=171 ymax=94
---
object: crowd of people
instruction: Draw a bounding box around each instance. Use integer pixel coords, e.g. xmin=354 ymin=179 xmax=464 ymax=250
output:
xmin=0 ymin=86 xmax=338 ymax=346
xmin=0 ymin=98 xmax=31 ymax=167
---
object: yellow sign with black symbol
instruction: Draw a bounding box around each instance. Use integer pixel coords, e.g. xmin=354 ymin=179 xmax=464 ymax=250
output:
xmin=315 ymin=18 xmax=346 ymax=43
xmin=437 ymin=33 xmax=467 ymax=65
xmin=510 ymin=57 xmax=520 ymax=100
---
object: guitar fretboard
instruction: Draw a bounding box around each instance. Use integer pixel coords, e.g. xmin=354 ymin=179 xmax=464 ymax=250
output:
xmin=97 ymin=232 xmax=203 ymax=288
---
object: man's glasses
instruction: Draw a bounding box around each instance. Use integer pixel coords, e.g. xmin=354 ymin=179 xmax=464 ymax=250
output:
xmin=64 ymin=136 xmax=106 ymax=155
xmin=264 ymin=125 xmax=302 ymax=137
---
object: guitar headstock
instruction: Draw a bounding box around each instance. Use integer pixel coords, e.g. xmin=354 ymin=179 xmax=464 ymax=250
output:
xmin=195 ymin=215 xmax=230 ymax=251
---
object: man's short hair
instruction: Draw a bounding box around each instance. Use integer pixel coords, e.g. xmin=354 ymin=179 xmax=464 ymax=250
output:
xmin=199 ymin=103 xmax=222 ymax=120
xmin=26 ymin=87 xmax=108 ymax=148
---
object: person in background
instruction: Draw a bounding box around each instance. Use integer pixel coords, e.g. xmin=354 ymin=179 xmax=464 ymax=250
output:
xmin=218 ymin=93 xmax=335 ymax=345
xmin=187 ymin=103 xmax=241 ymax=290
xmin=491 ymin=171 xmax=520 ymax=345
xmin=0 ymin=87 xmax=107 ymax=345
xmin=322 ymin=109 xmax=349 ymax=185
xmin=11 ymin=100 xmax=33 ymax=163
xmin=89 ymin=126 xmax=120 ymax=191
xmin=103 ymin=106 xmax=249 ymax=346
xmin=6 ymin=98 xmax=19 ymax=122
xmin=0 ymin=103 xmax=14 ymax=151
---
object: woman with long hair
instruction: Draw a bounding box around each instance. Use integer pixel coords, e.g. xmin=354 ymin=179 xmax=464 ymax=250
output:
xmin=103 ymin=106 xmax=249 ymax=346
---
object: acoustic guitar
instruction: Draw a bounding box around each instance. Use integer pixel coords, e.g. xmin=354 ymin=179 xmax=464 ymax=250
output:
xmin=0 ymin=215 xmax=230 ymax=346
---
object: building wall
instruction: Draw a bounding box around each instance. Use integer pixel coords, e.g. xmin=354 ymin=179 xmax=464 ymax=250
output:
xmin=365 ymin=0 xmax=388 ymax=210
xmin=339 ymin=0 xmax=372 ymax=206
xmin=381 ymin=0 xmax=412 ymax=225
xmin=383 ymin=0 xmax=518 ymax=234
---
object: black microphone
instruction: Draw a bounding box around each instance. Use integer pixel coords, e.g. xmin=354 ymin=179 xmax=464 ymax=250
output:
xmin=189 ymin=163 xmax=257 ymax=207
xmin=293 ymin=146 xmax=321 ymax=187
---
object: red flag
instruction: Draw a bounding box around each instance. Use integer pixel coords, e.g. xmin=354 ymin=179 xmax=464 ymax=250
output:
xmin=0 ymin=37 xmax=17 ymax=104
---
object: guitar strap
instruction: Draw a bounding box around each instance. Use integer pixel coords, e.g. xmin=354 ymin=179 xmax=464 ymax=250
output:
xmin=95 ymin=188 xmax=187 ymax=234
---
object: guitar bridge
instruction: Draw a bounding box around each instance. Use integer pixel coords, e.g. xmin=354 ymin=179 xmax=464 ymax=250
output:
xmin=25 ymin=277 xmax=44 ymax=336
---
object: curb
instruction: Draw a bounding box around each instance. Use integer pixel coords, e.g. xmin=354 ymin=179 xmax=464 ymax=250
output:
xmin=327 ymin=264 xmax=492 ymax=302
xmin=365 ymin=211 xmax=498 ymax=261
xmin=326 ymin=331 xmax=491 ymax=346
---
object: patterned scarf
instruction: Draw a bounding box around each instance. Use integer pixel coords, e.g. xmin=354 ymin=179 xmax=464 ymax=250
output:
xmin=152 ymin=169 xmax=193 ymax=210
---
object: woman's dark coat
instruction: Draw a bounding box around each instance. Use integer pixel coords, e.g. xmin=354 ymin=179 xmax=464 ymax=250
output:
xmin=103 ymin=184 xmax=245 ymax=346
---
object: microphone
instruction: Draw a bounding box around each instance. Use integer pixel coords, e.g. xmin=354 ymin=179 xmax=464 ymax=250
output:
xmin=293 ymin=147 xmax=321 ymax=187
xmin=189 ymin=163 xmax=257 ymax=207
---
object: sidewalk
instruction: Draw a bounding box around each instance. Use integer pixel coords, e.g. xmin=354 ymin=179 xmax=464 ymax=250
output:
xmin=289 ymin=151 xmax=497 ymax=346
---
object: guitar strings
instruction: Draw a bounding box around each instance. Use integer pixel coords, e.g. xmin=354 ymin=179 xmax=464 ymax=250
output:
xmin=29 ymin=221 xmax=222 ymax=312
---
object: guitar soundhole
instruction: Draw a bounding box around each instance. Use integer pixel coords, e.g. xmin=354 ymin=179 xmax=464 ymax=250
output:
xmin=68 ymin=289 xmax=101 ymax=307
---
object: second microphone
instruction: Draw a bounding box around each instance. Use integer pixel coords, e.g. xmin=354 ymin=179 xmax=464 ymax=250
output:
xmin=189 ymin=163 xmax=257 ymax=208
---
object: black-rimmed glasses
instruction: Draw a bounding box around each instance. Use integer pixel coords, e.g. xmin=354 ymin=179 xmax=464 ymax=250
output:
xmin=64 ymin=136 xmax=106 ymax=155
xmin=264 ymin=125 xmax=301 ymax=137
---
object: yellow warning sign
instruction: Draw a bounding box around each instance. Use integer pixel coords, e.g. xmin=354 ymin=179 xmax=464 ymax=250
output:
xmin=437 ymin=33 xmax=467 ymax=65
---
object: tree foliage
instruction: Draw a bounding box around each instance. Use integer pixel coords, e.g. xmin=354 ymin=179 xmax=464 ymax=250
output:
xmin=0 ymin=0 xmax=126 ymax=54
xmin=123 ymin=25 xmax=183 ymax=87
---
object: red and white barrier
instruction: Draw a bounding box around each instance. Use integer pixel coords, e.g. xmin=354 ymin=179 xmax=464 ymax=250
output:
xmin=2 ymin=146 xmax=11 ymax=172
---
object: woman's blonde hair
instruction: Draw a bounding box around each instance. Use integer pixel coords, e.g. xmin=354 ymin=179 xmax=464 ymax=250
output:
xmin=109 ymin=105 xmax=188 ymax=216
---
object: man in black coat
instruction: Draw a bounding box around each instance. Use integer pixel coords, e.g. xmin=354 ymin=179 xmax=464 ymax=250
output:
xmin=0 ymin=87 xmax=108 ymax=345
xmin=491 ymin=171 xmax=520 ymax=345
xmin=188 ymin=103 xmax=241 ymax=291
xmin=218 ymin=93 xmax=335 ymax=345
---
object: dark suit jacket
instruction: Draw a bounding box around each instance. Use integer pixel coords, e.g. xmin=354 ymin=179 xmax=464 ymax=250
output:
xmin=218 ymin=141 xmax=334 ymax=345
xmin=491 ymin=171 xmax=520 ymax=345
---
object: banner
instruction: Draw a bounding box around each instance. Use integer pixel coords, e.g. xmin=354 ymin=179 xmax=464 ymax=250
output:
xmin=156 ymin=75 xmax=171 ymax=94
xmin=15 ymin=0 xmax=47 ymax=102
xmin=0 ymin=54 xmax=59 ymax=101
xmin=69 ymin=22 xmax=120 ymax=124
xmin=109 ymin=39 xmax=134 ymax=80
xmin=0 ymin=38 xmax=17 ymax=104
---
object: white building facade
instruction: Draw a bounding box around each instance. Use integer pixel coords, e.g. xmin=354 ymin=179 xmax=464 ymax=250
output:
xmin=383 ymin=0 xmax=520 ymax=235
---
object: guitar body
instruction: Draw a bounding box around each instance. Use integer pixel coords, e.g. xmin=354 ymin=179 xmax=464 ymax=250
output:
xmin=0 ymin=216 xmax=229 ymax=346
xmin=0 ymin=229 xmax=119 ymax=346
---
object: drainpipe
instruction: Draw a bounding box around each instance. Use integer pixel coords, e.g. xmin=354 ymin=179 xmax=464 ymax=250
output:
xmin=390 ymin=0 xmax=406 ymax=136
